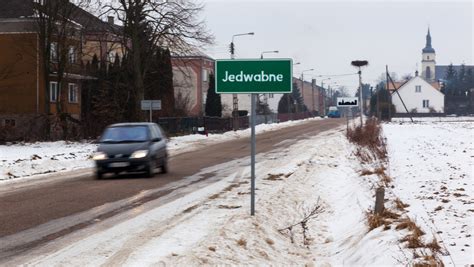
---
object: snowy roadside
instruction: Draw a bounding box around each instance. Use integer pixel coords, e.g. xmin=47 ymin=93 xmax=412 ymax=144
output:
xmin=0 ymin=117 xmax=322 ymax=182
xmin=17 ymin=125 xmax=413 ymax=266
xmin=383 ymin=120 xmax=473 ymax=265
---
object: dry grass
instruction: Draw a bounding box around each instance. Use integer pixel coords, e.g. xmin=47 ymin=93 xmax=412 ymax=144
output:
xmin=218 ymin=204 xmax=241 ymax=209
xmin=394 ymin=198 xmax=410 ymax=211
xmin=347 ymin=118 xmax=388 ymax=160
xmin=426 ymin=237 xmax=442 ymax=253
xmin=367 ymin=209 xmax=399 ymax=231
xmin=401 ymin=234 xmax=424 ymax=248
xmin=208 ymin=246 xmax=216 ymax=252
xmin=265 ymin=238 xmax=275 ymax=246
xmin=237 ymin=238 xmax=247 ymax=247
xmin=182 ymin=204 xmax=198 ymax=213
xmin=208 ymin=193 xmax=220 ymax=200
xmin=367 ymin=207 xmax=402 ymax=231
xmin=396 ymin=217 xmax=425 ymax=236
xmin=413 ymin=255 xmax=445 ymax=267
xmin=397 ymin=217 xmax=426 ymax=249
xmin=265 ymin=173 xmax=284 ymax=181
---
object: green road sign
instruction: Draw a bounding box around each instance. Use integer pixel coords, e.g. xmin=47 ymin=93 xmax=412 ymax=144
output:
xmin=215 ymin=59 xmax=293 ymax=93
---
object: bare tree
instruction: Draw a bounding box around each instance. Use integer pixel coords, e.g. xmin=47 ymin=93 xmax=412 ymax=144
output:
xmin=103 ymin=0 xmax=213 ymax=120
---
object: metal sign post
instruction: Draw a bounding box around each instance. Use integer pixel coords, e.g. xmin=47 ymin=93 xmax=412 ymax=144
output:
xmin=215 ymin=58 xmax=293 ymax=216
xmin=141 ymin=100 xmax=162 ymax=122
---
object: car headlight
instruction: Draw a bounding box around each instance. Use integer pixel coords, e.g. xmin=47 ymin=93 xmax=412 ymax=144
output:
xmin=130 ymin=150 xmax=148 ymax=159
xmin=92 ymin=151 xmax=108 ymax=161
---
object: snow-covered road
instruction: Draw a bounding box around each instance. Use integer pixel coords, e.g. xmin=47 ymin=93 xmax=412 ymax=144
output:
xmin=1 ymin=117 xmax=472 ymax=266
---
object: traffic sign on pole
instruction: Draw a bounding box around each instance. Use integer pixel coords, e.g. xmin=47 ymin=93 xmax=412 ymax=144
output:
xmin=215 ymin=58 xmax=293 ymax=216
xmin=215 ymin=59 xmax=293 ymax=94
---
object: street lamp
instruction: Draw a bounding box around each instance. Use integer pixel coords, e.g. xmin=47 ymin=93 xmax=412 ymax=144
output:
xmin=300 ymin=68 xmax=314 ymax=113
xmin=351 ymin=60 xmax=369 ymax=126
xmin=320 ymin=77 xmax=331 ymax=116
xmin=260 ymin=50 xmax=279 ymax=123
xmin=230 ymin=32 xmax=254 ymax=130
xmin=260 ymin=50 xmax=279 ymax=59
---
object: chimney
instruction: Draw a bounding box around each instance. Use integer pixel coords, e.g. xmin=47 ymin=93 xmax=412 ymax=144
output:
xmin=415 ymin=70 xmax=419 ymax=77
xmin=107 ymin=16 xmax=114 ymax=25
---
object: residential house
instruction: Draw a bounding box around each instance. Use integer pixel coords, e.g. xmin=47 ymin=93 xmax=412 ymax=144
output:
xmin=0 ymin=0 xmax=121 ymax=138
xmin=171 ymin=52 xmax=215 ymax=116
xmin=389 ymin=74 xmax=444 ymax=114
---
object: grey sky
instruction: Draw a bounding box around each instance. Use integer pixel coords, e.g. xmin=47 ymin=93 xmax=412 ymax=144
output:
xmin=201 ymin=0 xmax=473 ymax=94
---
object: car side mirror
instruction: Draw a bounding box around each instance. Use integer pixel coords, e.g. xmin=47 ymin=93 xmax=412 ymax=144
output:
xmin=152 ymin=137 xmax=161 ymax=142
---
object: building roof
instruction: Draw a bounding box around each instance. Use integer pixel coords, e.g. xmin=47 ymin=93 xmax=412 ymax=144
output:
xmin=387 ymin=77 xmax=441 ymax=92
xmin=171 ymin=49 xmax=214 ymax=61
xmin=435 ymin=65 xmax=474 ymax=81
xmin=0 ymin=0 xmax=121 ymax=33
xmin=390 ymin=76 xmax=443 ymax=96
xmin=0 ymin=0 xmax=34 ymax=18
xmin=422 ymin=28 xmax=435 ymax=54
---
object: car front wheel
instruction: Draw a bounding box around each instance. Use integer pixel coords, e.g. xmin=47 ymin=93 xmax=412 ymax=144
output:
xmin=145 ymin=158 xmax=156 ymax=178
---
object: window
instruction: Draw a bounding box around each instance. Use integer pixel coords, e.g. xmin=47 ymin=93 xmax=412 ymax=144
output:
xmin=422 ymin=100 xmax=430 ymax=108
xmin=68 ymin=46 xmax=76 ymax=64
xmin=202 ymin=69 xmax=208 ymax=82
xmin=415 ymin=85 xmax=421 ymax=93
xmin=50 ymin=82 xmax=58 ymax=102
xmin=68 ymin=83 xmax=78 ymax=103
xmin=426 ymin=66 xmax=431 ymax=79
xmin=108 ymin=51 xmax=116 ymax=63
xmin=50 ymin=42 xmax=58 ymax=62
xmin=427 ymin=56 xmax=430 ymax=60
xmin=4 ymin=119 xmax=16 ymax=127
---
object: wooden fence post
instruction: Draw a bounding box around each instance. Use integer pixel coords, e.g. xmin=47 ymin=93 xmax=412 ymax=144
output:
xmin=374 ymin=187 xmax=385 ymax=215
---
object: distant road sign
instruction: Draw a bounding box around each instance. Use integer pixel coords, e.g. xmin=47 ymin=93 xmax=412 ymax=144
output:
xmin=141 ymin=100 xmax=161 ymax=110
xmin=215 ymin=59 xmax=293 ymax=94
xmin=337 ymin=97 xmax=358 ymax=107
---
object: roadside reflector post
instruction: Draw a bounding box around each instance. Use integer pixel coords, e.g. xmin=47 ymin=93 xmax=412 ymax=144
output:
xmin=374 ymin=187 xmax=385 ymax=215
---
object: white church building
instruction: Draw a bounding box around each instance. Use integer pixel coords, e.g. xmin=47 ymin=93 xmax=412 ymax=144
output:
xmin=391 ymin=29 xmax=444 ymax=113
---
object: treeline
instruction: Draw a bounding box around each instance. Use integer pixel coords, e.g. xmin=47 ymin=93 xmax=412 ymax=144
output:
xmin=442 ymin=64 xmax=474 ymax=96
xmin=81 ymin=48 xmax=174 ymax=138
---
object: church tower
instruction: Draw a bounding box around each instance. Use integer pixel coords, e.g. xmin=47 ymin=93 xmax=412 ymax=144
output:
xmin=421 ymin=28 xmax=436 ymax=82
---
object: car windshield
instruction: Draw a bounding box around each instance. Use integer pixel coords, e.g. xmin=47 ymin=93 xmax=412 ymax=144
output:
xmin=100 ymin=126 xmax=149 ymax=143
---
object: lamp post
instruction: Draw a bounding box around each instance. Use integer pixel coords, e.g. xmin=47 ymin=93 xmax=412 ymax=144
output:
xmin=259 ymin=50 xmax=279 ymax=123
xmin=230 ymin=32 xmax=254 ymax=130
xmin=300 ymin=69 xmax=314 ymax=113
xmin=286 ymin=62 xmax=300 ymax=118
xmin=320 ymin=77 xmax=331 ymax=116
xmin=351 ymin=60 xmax=369 ymax=126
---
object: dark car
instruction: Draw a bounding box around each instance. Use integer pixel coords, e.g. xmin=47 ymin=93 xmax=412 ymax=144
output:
xmin=92 ymin=123 xmax=168 ymax=179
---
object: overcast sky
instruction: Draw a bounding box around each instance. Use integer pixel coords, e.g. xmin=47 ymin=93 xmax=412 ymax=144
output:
xmin=201 ymin=0 xmax=473 ymax=93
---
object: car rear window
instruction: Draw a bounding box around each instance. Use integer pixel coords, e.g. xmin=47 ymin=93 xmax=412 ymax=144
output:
xmin=100 ymin=126 xmax=149 ymax=143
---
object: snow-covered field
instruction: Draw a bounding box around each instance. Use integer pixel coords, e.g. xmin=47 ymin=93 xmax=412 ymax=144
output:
xmin=384 ymin=119 xmax=473 ymax=265
xmin=0 ymin=118 xmax=321 ymax=181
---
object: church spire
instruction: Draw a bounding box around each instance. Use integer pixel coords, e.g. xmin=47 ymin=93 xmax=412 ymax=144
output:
xmin=422 ymin=27 xmax=435 ymax=53
xmin=426 ymin=28 xmax=432 ymax=48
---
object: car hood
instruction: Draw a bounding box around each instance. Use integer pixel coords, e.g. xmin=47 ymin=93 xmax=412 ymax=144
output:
xmin=97 ymin=142 xmax=149 ymax=156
